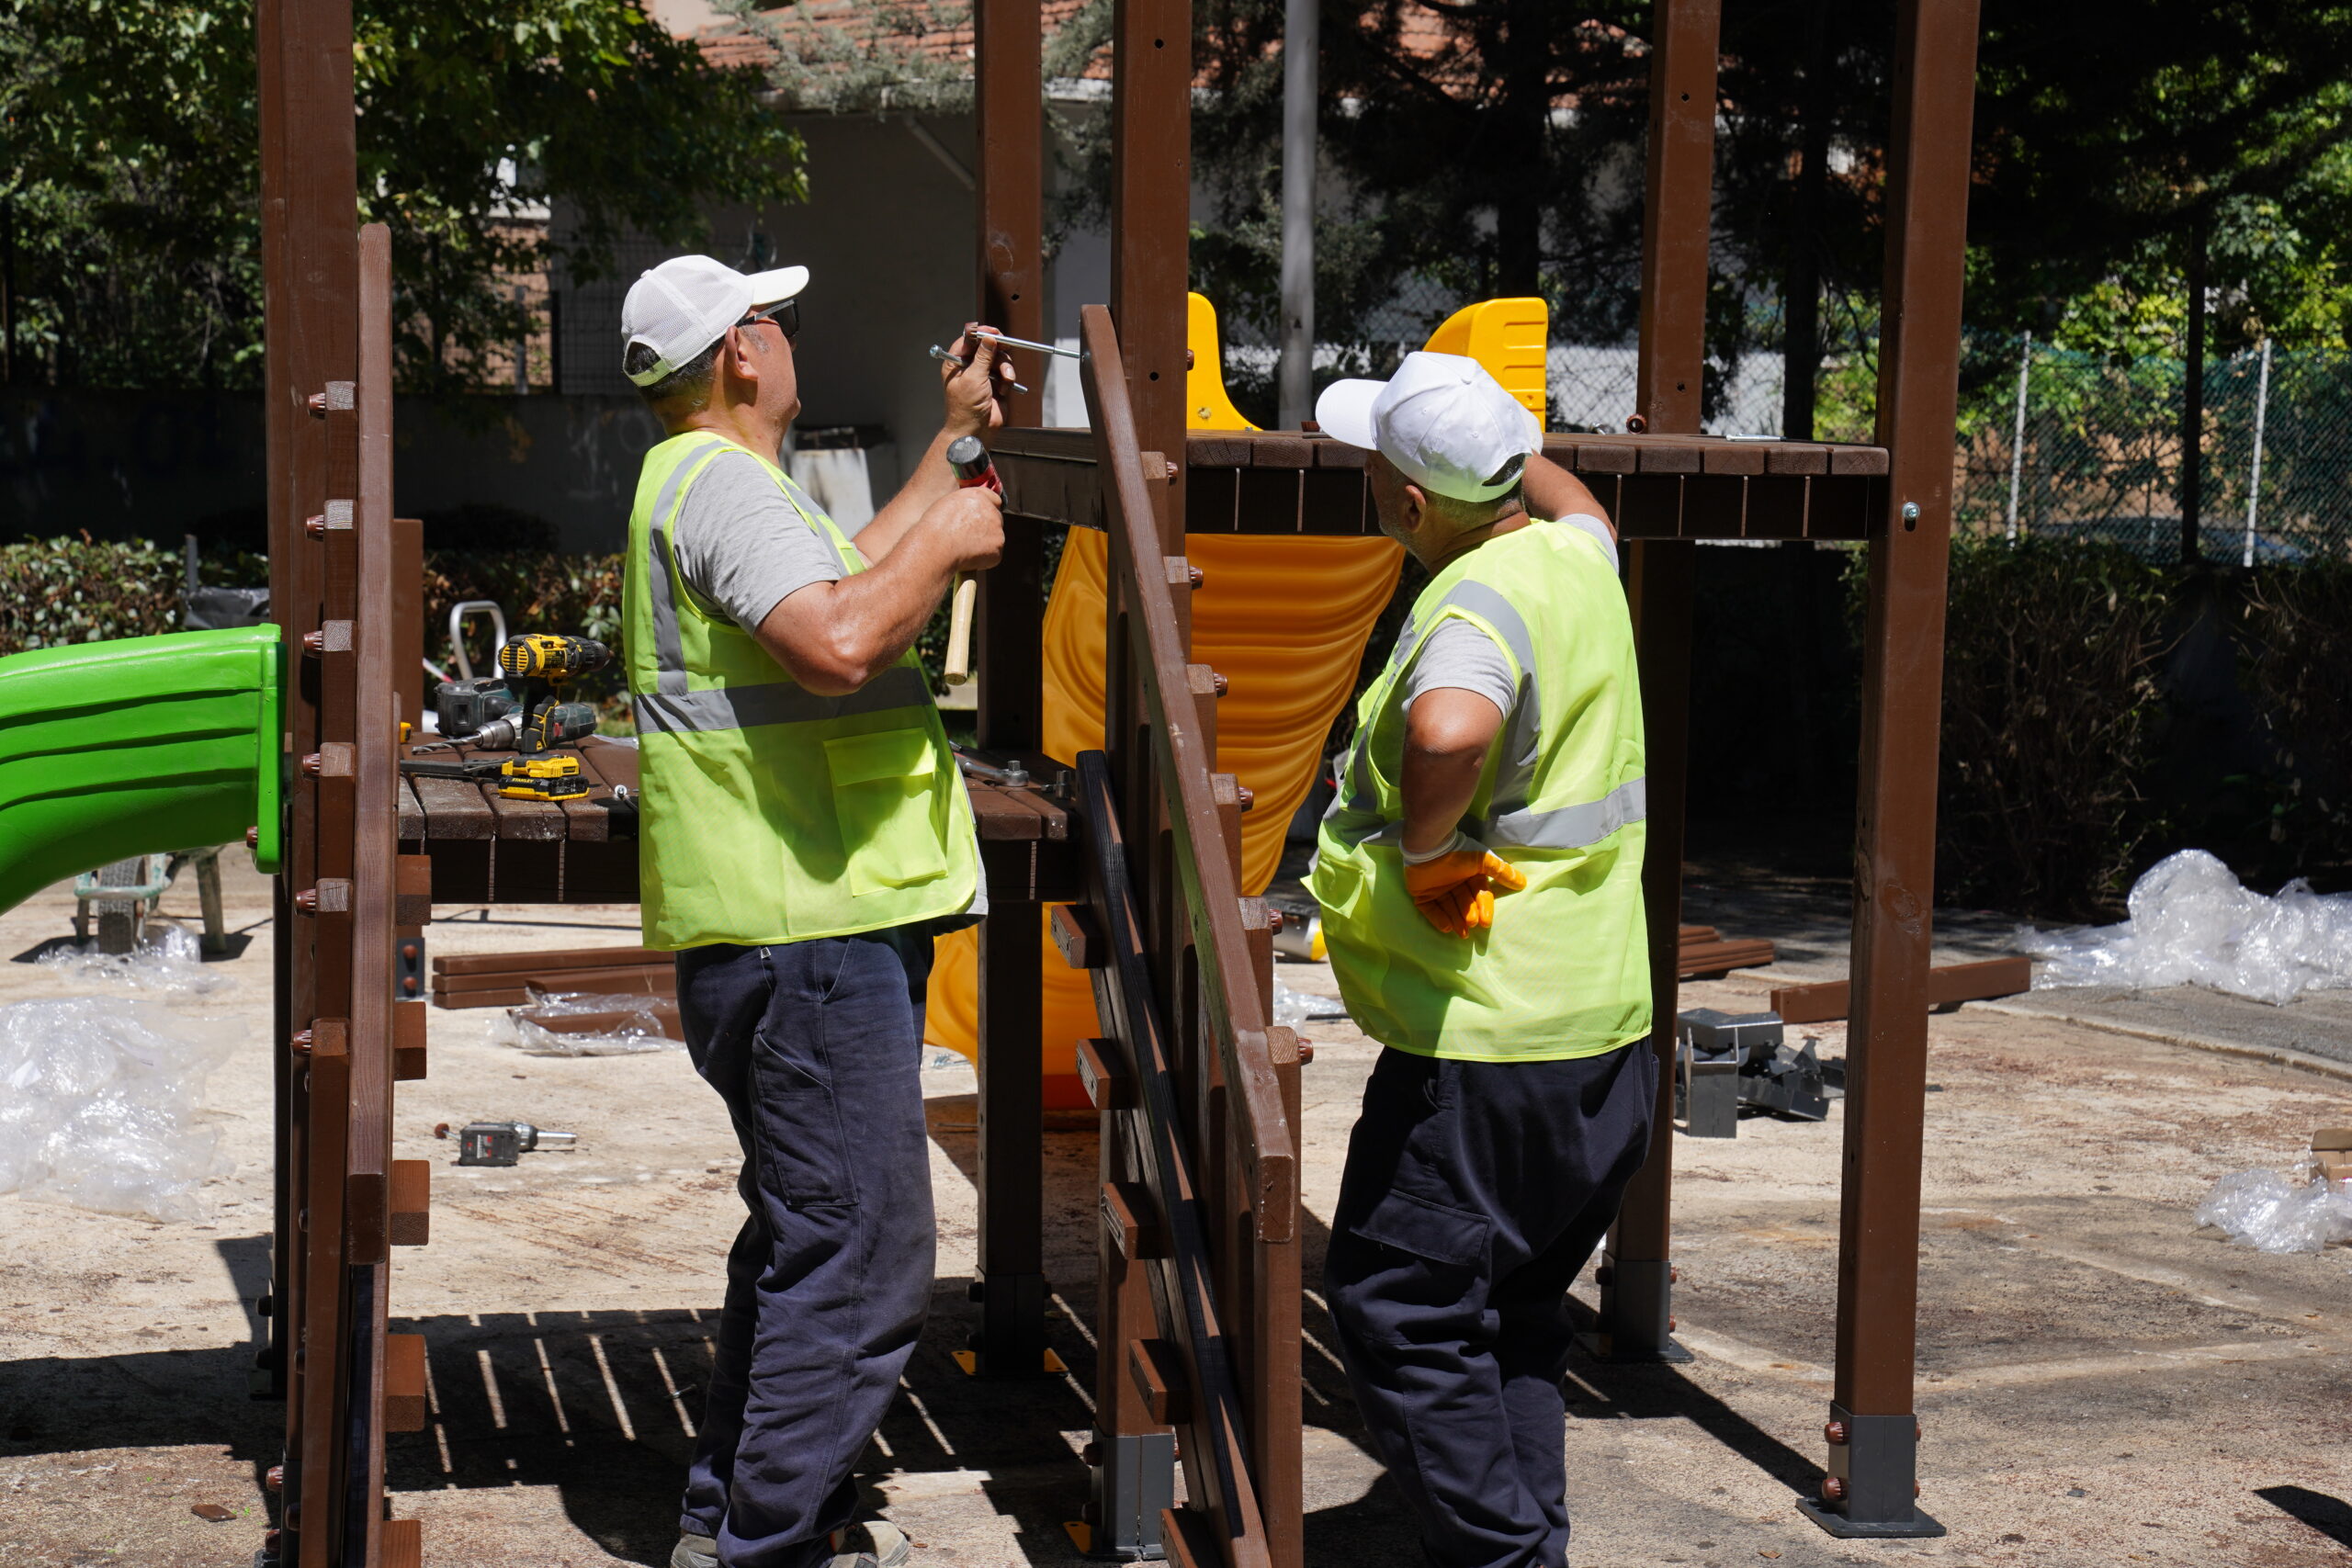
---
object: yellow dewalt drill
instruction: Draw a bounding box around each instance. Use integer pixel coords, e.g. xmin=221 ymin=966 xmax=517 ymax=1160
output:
xmin=493 ymin=634 xmax=610 ymax=801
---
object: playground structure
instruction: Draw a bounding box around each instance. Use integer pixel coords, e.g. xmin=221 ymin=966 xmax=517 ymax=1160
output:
xmin=0 ymin=0 xmax=1981 ymax=1562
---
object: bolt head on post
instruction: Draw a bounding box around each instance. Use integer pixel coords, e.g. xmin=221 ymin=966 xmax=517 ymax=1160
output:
xmin=1821 ymin=1476 xmax=1847 ymax=1505
xmin=300 ymin=753 xmax=323 ymax=778
xmin=303 ymin=513 xmax=327 ymax=539
xmin=306 ymin=391 xmax=328 ymax=416
xmin=294 ymin=887 xmax=319 ymax=915
xmin=1825 ymin=1420 xmax=1849 ymax=1446
xmin=300 ymin=630 xmax=325 ymax=656
xmin=290 ymin=1030 xmax=314 ymax=1056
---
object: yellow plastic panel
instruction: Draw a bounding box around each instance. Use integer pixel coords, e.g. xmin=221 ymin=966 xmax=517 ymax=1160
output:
xmin=1423 ymin=297 xmax=1550 ymax=425
xmin=924 ymin=296 xmax=1402 ymax=1100
xmin=1185 ymin=292 xmax=1259 ymax=431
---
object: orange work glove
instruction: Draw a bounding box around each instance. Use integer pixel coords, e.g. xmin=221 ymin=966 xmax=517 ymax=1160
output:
xmin=1402 ymin=840 xmax=1529 ymax=938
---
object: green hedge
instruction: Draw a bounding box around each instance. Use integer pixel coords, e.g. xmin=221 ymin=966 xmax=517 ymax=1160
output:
xmin=0 ymin=536 xmax=187 ymax=654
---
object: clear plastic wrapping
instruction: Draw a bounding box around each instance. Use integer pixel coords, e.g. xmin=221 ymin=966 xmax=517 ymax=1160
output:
xmin=37 ymin=920 xmax=226 ymax=996
xmin=491 ymin=989 xmax=681 ymax=1057
xmin=2018 ymin=850 xmax=2352 ymax=1006
xmin=2194 ymin=1165 xmax=2352 ymax=1254
xmin=0 ymin=997 xmax=234 ymax=1220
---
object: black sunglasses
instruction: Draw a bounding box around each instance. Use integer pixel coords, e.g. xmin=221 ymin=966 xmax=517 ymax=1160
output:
xmin=738 ymin=298 xmax=800 ymax=341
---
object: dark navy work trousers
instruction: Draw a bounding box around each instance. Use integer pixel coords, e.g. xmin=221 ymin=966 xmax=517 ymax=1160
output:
xmin=1324 ymin=1043 xmax=1657 ymax=1568
xmin=673 ymin=927 xmax=936 ymax=1568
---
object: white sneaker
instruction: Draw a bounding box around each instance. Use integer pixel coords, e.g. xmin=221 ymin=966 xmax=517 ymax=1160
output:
xmin=831 ymin=1520 xmax=912 ymax=1568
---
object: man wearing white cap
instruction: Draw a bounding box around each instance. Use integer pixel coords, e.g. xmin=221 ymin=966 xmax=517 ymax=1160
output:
xmin=616 ymin=254 xmax=1011 ymax=1568
xmin=1308 ymin=353 xmax=1653 ymax=1567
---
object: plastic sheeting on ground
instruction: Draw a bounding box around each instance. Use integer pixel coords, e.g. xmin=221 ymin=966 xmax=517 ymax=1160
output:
xmin=0 ymin=996 xmax=235 ymax=1221
xmin=2018 ymin=850 xmax=2352 ymax=1006
xmin=2195 ymin=1165 xmax=2352 ymax=1254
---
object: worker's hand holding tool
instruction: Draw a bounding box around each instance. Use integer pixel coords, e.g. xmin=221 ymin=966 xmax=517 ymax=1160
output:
xmin=938 ymin=323 xmax=1015 ymax=434
xmin=1403 ymin=836 xmax=1528 ymax=938
xmin=938 ymin=435 xmax=1004 ymax=684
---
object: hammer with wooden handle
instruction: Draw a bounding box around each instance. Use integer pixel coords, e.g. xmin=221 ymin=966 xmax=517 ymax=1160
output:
xmin=942 ymin=434 xmax=1000 ymax=687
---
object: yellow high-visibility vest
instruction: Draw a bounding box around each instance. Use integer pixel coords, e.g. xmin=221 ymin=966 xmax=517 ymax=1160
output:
xmin=623 ymin=432 xmax=977 ymax=949
xmin=1309 ymin=519 xmax=1650 ymax=1059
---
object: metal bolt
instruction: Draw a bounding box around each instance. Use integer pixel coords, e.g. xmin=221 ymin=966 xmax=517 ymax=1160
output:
xmin=266 ymin=1464 xmax=284 ymax=1491
xmin=290 ymin=1030 xmax=314 ymax=1056
xmin=1211 ymin=672 xmax=1229 ymax=697
xmin=1594 ymin=1265 xmax=1614 ymax=1286
xmin=300 ymin=630 xmax=325 ymax=656
xmin=294 ymin=887 xmax=318 ymax=914
xmin=306 ymin=391 xmax=328 ymax=416
xmin=1901 ymin=502 xmax=1921 ymax=530
xmin=1668 ymin=1315 xmax=1677 ymax=1331
xmin=402 ymin=976 xmax=420 ymax=995
xmin=1080 ymin=1441 xmax=1102 ymax=1467
xmin=1296 ymin=1042 xmax=1316 ymax=1065
xmin=1915 ymin=1483 xmax=1922 ymax=1498
xmin=245 ymin=827 xmax=260 ymax=851
xmin=1625 ymin=414 xmax=1647 ymax=434
xmin=303 ymin=513 xmax=326 ymax=540
xmin=1268 ymin=908 xmax=1285 ymax=933
xmin=1185 ymin=349 xmax=1196 ymax=370
xmin=1669 ymin=1266 xmax=1679 ymax=1283
xmin=1821 ymin=1476 xmax=1847 ymax=1504
xmin=1187 ymin=565 xmax=1204 ymax=590
xmin=1235 ymin=785 xmax=1254 ymax=811
xmin=300 ymin=752 xmax=324 ymax=778
xmin=1825 ymin=1420 xmax=1849 ymax=1446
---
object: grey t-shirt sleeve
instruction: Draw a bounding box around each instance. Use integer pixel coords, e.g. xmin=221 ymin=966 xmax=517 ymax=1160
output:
xmin=668 ymin=448 xmax=845 ymax=630
xmin=1401 ymin=615 xmax=1521 ymax=720
xmin=1555 ymin=511 xmax=1620 ymax=573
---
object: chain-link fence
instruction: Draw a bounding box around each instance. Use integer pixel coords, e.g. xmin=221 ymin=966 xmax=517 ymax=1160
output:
xmin=1261 ymin=264 xmax=2352 ymax=564
xmin=1951 ymin=334 xmax=2352 ymax=565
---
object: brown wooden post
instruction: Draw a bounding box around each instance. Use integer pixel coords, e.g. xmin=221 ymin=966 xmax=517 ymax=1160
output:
xmin=257 ymin=0 xmax=360 ymax=1557
xmin=1088 ymin=0 xmax=1192 ymax=1549
xmin=970 ymin=0 xmax=1052 ymax=1382
xmin=1594 ymin=0 xmax=1716 ymax=1364
xmin=1800 ymin=0 xmax=1980 ymax=1541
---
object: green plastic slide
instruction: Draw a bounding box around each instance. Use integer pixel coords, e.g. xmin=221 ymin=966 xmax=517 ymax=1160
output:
xmin=0 ymin=626 xmax=284 ymax=916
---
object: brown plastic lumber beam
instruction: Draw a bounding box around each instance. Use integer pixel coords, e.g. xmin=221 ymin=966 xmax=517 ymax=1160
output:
xmin=1076 ymin=751 xmax=1272 ymax=1568
xmin=342 ymin=221 xmax=406 ymax=1562
xmin=970 ymin=0 xmax=1054 ymax=1331
xmin=969 ymin=0 xmax=1053 ymax=1359
xmin=1083 ymin=309 xmax=1301 ymax=1568
xmin=1804 ymin=0 xmax=1982 ymax=1544
xmin=1090 ymin=0 xmax=1195 ymax=1548
xmin=1770 ymin=957 xmax=2029 ymax=1027
xmin=1596 ymin=0 xmax=1718 ymax=1369
xmin=257 ymin=0 xmax=358 ymax=1429
xmin=1679 ymin=938 xmax=1777 ymax=980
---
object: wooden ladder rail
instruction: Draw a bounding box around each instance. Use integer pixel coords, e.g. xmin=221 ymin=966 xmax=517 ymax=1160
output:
xmin=1076 ymin=301 xmax=1304 ymax=1568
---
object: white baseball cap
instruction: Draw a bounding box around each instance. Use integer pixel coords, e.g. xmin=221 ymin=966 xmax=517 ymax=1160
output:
xmin=1315 ymin=352 xmax=1540 ymax=502
xmin=620 ymin=254 xmax=809 ymax=388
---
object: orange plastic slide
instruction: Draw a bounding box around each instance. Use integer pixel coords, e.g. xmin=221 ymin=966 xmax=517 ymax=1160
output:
xmin=923 ymin=297 xmax=1544 ymax=1104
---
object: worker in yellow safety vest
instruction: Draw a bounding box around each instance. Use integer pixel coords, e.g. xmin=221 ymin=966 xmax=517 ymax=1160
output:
xmin=1308 ymin=353 xmax=1652 ymax=1568
xmin=617 ymin=254 xmax=1012 ymax=1568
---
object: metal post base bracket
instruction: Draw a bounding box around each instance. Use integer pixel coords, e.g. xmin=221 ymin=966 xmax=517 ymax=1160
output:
xmin=1074 ymin=1430 xmax=1174 ymax=1560
xmin=1801 ymin=1406 xmax=1945 ymax=1539
xmin=1577 ymin=1257 xmax=1695 ymax=1363
xmin=1797 ymin=1498 xmax=1946 ymax=1540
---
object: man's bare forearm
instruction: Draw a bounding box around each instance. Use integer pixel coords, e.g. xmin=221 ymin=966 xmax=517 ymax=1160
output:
xmin=1400 ymin=689 xmax=1504 ymax=855
xmin=1524 ymin=453 xmax=1613 ymax=537
xmin=856 ymin=427 xmax=964 ymax=563
xmin=753 ymin=532 xmax=956 ymax=695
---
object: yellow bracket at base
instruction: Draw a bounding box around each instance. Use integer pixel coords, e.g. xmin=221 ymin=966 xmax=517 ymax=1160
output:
xmin=949 ymin=1348 xmax=1069 ymax=1377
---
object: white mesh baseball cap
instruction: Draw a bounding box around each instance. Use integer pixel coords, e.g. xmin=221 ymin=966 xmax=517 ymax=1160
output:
xmin=620 ymin=254 xmax=809 ymax=388
xmin=1315 ymin=352 xmax=1540 ymax=502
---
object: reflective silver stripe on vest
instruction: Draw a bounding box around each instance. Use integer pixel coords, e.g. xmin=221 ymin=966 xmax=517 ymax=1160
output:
xmin=632 ymin=665 xmax=933 ymax=736
xmin=1487 ymin=777 xmax=1647 ymax=850
xmin=645 ymin=442 xmax=732 ymax=696
xmin=645 ymin=443 xmax=852 ymax=696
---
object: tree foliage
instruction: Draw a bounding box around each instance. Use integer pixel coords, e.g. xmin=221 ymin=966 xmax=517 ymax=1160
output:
xmin=1 ymin=0 xmax=805 ymax=390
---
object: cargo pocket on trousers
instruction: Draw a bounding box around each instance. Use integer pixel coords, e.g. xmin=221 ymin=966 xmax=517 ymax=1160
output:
xmin=1340 ymin=1188 xmax=1493 ymax=1341
xmin=824 ymin=728 xmax=949 ymax=896
xmin=750 ymin=1046 xmax=856 ymax=1208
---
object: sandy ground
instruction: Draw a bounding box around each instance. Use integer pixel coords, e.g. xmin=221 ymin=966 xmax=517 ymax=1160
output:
xmin=5 ymin=854 xmax=2352 ymax=1567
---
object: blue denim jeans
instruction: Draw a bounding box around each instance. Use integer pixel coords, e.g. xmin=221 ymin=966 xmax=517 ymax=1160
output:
xmin=673 ymin=926 xmax=936 ymax=1568
xmin=1323 ymin=1043 xmax=1657 ymax=1568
